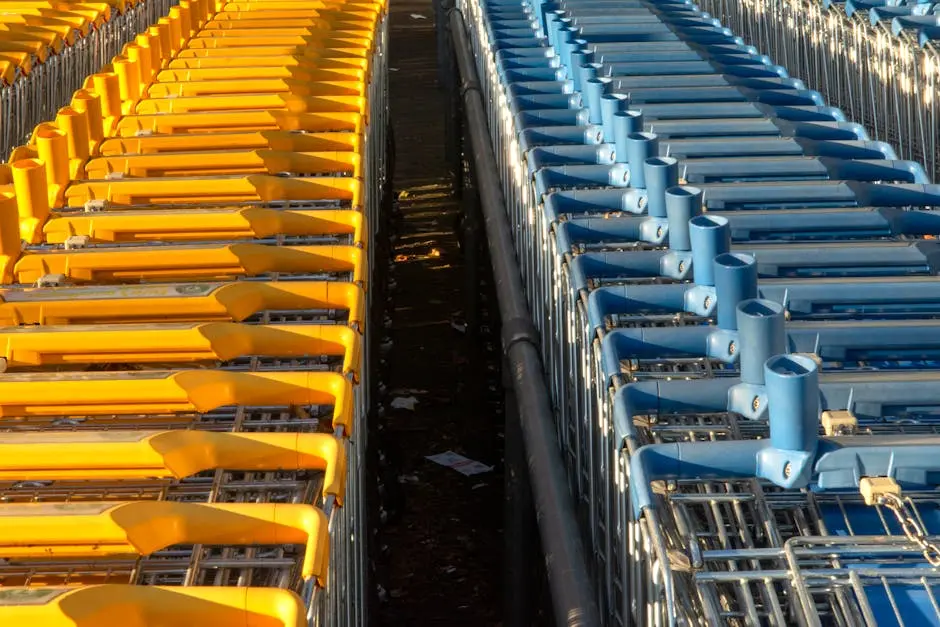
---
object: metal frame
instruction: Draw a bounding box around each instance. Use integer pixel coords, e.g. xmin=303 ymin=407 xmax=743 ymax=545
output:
xmin=456 ymin=0 xmax=940 ymax=625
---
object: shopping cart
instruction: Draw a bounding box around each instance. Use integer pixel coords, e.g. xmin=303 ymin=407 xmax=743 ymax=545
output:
xmin=459 ymin=0 xmax=940 ymax=624
xmin=628 ymin=353 xmax=940 ymax=626
xmin=0 ymin=0 xmax=389 ymax=624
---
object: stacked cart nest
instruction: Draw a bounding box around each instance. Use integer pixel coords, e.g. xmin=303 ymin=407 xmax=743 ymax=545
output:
xmin=461 ymin=0 xmax=940 ymax=624
xmin=0 ymin=0 xmax=388 ymax=624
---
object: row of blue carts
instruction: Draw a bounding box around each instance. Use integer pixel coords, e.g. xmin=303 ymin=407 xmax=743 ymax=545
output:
xmin=457 ymin=0 xmax=940 ymax=624
xmin=694 ymin=0 xmax=940 ymax=190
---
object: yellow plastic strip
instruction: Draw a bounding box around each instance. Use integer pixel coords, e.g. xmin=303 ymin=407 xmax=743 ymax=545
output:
xmin=0 ymin=280 xmax=366 ymax=328
xmin=0 ymin=369 xmax=353 ymax=430
xmin=132 ymin=93 xmax=367 ymax=115
xmin=0 ymin=39 xmax=49 ymax=62
xmin=146 ymin=78 xmax=366 ymax=99
xmin=11 ymin=243 xmax=366 ymax=286
xmin=63 ymin=173 xmax=361 ymax=206
xmin=218 ymin=0 xmax=383 ymax=7
xmin=0 ymin=586 xmax=306 ymax=627
xmin=82 ymin=150 xmax=361 ymax=179
xmin=0 ymin=431 xmax=346 ymax=499
xmin=98 ymin=130 xmax=362 ymax=155
xmin=154 ymin=65 xmax=367 ymax=83
xmin=189 ymin=31 xmax=373 ymax=46
xmin=43 ymin=207 xmax=367 ymax=247
xmin=0 ymin=501 xmax=329 ymax=582
xmin=174 ymin=44 xmax=369 ymax=59
xmin=0 ymin=24 xmax=65 ymax=53
xmin=203 ymin=16 xmax=377 ymax=29
xmin=220 ymin=0 xmax=384 ymax=10
xmin=114 ymin=110 xmax=364 ymax=135
xmin=192 ymin=24 xmax=377 ymax=39
xmin=165 ymin=53 xmax=368 ymax=71
xmin=0 ymin=321 xmax=362 ymax=376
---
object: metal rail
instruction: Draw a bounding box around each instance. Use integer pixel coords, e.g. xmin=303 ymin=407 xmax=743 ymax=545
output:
xmin=445 ymin=7 xmax=602 ymax=627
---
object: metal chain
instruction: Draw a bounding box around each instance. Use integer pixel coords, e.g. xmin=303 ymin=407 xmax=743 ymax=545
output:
xmin=879 ymin=493 xmax=940 ymax=567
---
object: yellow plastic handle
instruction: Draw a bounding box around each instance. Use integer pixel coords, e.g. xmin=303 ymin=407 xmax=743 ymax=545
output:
xmin=115 ymin=110 xmax=363 ymax=135
xmin=98 ymin=130 xmax=362 ymax=155
xmin=194 ymin=24 xmax=376 ymax=40
xmin=0 ymin=320 xmax=362 ymax=376
xmin=0 ymin=430 xmax=346 ymax=500
xmin=0 ymin=369 xmax=354 ymax=432
xmin=0 ymin=586 xmax=306 ymax=627
xmin=43 ymin=207 xmax=367 ymax=248
xmin=0 ymin=280 xmax=366 ymax=329
xmin=185 ymin=33 xmax=372 ymax=49
xmin=63 ymin=173 xmax=362 ymax=206
xmin=166 ymin=54 xmax=368 ymax=72
xmin=132 ymin=93 xmax=367 ymax=116
xmin=203 ymin=16 xmax=377 ymax=31
xmin=0 ymin=501 xmax=329 ymax=583
xmin=12 ymin=243 xmax=367 ymax=286
xmin=175 ymin=43 xmax=369 ymax=59
xmin=83 ymin=149 xmax=362 ymax=179
xmin=147 ymin=77 xmax=366 ymax=98
xmin=158 ymin=61 xmax=365 ymax=80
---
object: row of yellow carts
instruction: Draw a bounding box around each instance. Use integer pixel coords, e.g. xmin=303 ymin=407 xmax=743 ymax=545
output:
xmin=0 ymin=0 xmax=388 ymax=624
xmin=1 ymin=0 xmax=177 ymax=158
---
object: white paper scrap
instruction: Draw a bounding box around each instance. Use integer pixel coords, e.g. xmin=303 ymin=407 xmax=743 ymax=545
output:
xmin=390 ymin=396 xmax=419 ymax=411
xmin=426 ymin=451 xmax=494 ymax=476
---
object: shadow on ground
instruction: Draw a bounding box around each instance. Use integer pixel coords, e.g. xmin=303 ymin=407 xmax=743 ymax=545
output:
xmin=374 ymin=2 xmax=504 ymax=625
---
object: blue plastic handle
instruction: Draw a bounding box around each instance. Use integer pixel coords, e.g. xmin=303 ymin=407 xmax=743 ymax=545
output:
xmin=715 ymin=256 xmax=760 ymax=332
xmin=626 ymin=132 xmax=658 ymax=188
xmin=631 ymin=353 xmax=940 ymax=516
xmin=613 ymin=110 xmax=643 ymax=163
xmin=663 ymin=185 xmax=702 ymax=251
xmin=689 ymin=215 xmax=730 ymax=286
xmin=643 ymin=157 xmax=679 ymax=217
